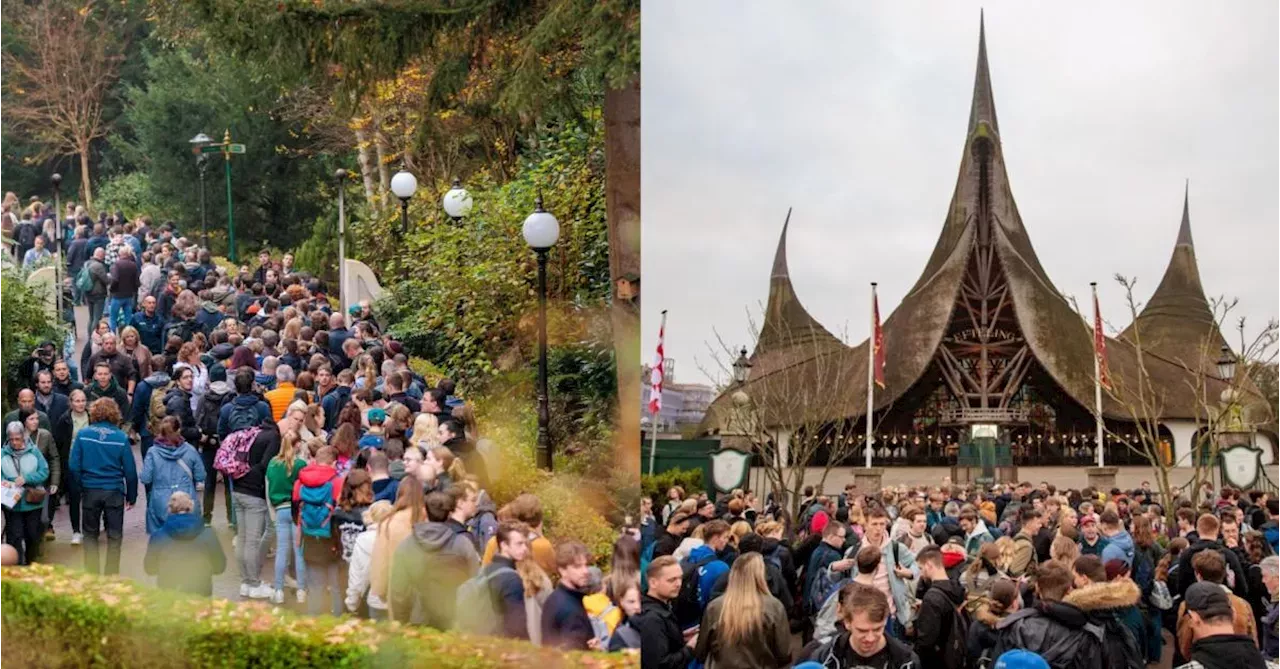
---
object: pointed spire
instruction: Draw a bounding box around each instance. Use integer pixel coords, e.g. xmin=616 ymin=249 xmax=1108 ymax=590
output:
xmin=771 ymin=207 xmax=793 ymax=279
xmin=967 ymin=10 xmax=1000 ymax=135
xmin=1176 ymin=179 xmax=1194 ymax=247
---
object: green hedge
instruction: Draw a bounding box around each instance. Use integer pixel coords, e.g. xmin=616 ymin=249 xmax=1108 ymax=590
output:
xmin=640 ymin=467 xmax=704 ymax=503
xmin=1 ymin=564 xmax=637 ymax=668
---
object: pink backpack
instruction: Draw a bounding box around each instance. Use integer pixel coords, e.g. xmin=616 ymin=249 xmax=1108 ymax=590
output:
xmin=213 ymin=427 xmax=261 ymax=480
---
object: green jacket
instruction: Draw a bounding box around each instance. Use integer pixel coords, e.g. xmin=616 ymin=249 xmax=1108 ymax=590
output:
xmin=265 ymin=457 xmax=307 ymax=508
xmin=1 ymin=443 xmax=50 ymax=513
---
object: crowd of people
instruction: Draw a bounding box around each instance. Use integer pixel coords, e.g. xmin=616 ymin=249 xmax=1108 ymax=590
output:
xmin=637 ymin=480 xmax=1280 ymax=669
xmin=1 ymin=199 xmax=642 ymax=655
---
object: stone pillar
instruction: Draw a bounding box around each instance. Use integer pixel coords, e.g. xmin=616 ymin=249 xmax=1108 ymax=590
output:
xmin=1086 ymin=467 xmax=1118 ymax=492
xmin=854 ymin=467 xmax=885 ymax=494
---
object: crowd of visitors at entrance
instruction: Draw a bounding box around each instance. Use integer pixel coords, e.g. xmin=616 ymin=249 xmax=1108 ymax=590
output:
xmin=2 ymin=202 xmax=640 ymax=655
xmin=639 ymin=480 xmax=1280 ymax=669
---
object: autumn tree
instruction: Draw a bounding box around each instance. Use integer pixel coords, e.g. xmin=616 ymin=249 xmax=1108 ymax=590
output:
xmin=2 ymin=0 xmax=129 ymax=209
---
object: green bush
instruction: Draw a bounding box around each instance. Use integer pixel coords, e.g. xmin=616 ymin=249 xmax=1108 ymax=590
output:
xmin=641 ymin=468 xmax=705 ymax=504
xmin=1 ymin=564 xmax=637 ymax=668
xmin=1 ymin=267 xmax=66 ymax=410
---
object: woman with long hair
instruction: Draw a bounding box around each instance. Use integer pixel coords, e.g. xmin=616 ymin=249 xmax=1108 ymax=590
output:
xmin=118 ymin=326 xmax=153 ymax=379
xmin=693 ymin=552 xmax=791 ymax=668
xmin=299 ymin=403 xmax=327 ymax=443
xmin=369 ymin=480 xmax=425 ymax=607
xmin=410 ymin=412 xmax=441 ymax=448
xmin=968 ymin=577 xmax=1021 ymax=660
xmin=329 ymin=423 xmax=359 ymax=476
xmin=266 ymin=430 xmax=308 ymax=604
xmin=426 ymin=446 xmax=467 ymax=492
xmin=1130 ymin=513 xmax=1166 ymax=664
xmin=962 ymin=542 xmax=1009 ymax=605
xmin=52 ymin=389 xmax=90 ymax=544
xmin=1049 ymin=533 xmax=1081 ymax=572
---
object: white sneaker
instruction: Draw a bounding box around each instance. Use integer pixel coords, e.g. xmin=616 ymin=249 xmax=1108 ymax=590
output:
xmin=232 ymin=535 xmax=238 ymax=549
xmin=70 ymin=532 xmax=83 ymax=545
xmin=271 ymin=589 xmax=285 ymax=604
xmin=284 ymin=575 xmax=298 ymax=590
xmin=248 ymin=583 xmax=274 ymax=600
xmin=239 ymin=584 xmax=251 ymax=598
xmin=296 ymin=589 xmax=307 ymax=605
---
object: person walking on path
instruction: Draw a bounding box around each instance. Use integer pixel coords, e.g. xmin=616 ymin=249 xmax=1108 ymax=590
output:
xmin=138 ymin=416 xmax=204 ymax=535
xmin=83 ymin=247 xmax=110 ymax=342
xmin=2 ymin=421 xmax=51 ymax=565
xmin=693 ymin=552 xmax=791 ymax=669
xmin=107 ymin=245 xmax=140 ymax=332
xmin=68 ymin=398 xmax=137 ymax=576
xmin=143 ymin=491 xmax=225 ymax=597
xmin=52 ymin=388 xmax=89 ymax=545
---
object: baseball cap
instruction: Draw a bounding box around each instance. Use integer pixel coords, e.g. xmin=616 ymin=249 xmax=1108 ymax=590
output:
xmin=367 ymin=408 xmax=386 ymax=424
xmin=1184 ymin=582 xmax=1234 ymax=620
xmin=1080 ymin=516 xmax=1096 ymax=527
xmin=995 ymin=650 xmax=1050 ymax=669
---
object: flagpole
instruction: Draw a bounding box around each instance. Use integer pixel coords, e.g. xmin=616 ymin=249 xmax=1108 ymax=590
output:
xmin=866 ymin=282 xmax=876 ymax=469
xmin=648 ymin=310 xmax=668 ymax=476
xmin=1092 ymin=282 xmax=1104 ymax=468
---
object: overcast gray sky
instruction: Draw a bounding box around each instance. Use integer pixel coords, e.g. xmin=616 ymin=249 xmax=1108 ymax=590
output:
xmin=642 ymin=1 xmax=1278 ymax=388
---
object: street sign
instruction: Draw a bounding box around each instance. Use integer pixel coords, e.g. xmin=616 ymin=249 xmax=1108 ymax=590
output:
xmin=227 ymin=144 xmax=246 ymax=154
xmin=198 ymin=144 xmax=225 ymax=154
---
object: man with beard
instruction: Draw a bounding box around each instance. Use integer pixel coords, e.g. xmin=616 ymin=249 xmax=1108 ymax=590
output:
xmin=51 ymin=360 xmax=83 ymax=397
xmin=32 ymin=370 xmax=70 ymax=428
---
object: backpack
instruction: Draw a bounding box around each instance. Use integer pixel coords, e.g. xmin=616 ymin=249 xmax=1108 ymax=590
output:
xmin=213 ymin=427 xmax=261 ymax=480
xmin=1012 ymin=533 xmax=1037 ymax=576
xmin=15 ymin=222 xmax=36 ymax=249
xmin=807 ymin=558 xmax=846 ymax=616
xmin=147 ymin=381 xmax=173 ymax=436
xmin=75 ymin=263 xmax=95 ymax=293
xmin=589 ymin=604 xmax=616 ymax=646
xmin=673 ymin=554 xmax=715 ymax=627
xmin=196 ymin=390 xmax=231 ymax=446
xmin=164 ymin=319 xmax=196 ymax=345
xmin=224 ymin=401 xmax=261 ymax=435
xmin=1100 ymin=615 xmax=1144 ymax=669
xmin=944 ymin=598 xmax=972 ymax=669
xmin=454 ymin=566 xmax=516 ymax=636
xmin=764 ymin=547 xmax=784 ymax=572
xmin=297 ymin=474 xmax=339 ymax=540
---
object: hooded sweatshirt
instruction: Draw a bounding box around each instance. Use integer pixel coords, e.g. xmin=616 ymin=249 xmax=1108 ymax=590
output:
xmin=130 ymin=370 xmax=172 ymax=437
xmin=387 ymin=520 xmax=479 ymax=627
xmin=1101 ymin=528 xmax=1136 ymax=567
xmin=138 ymin=438 xmax=205 ymax=534
xmin=143 ymin=511 xmax=226 ymax=596
xmin=686 ymin=544 xmax=730 ymax=611
xmin=914 ymin=577 xmax=969 ymax=669
xmin=1063 ymin=578 xmax=1145 ymax=667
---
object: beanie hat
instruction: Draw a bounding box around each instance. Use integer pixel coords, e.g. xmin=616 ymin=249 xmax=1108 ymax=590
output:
xmin=995 ymin=650 xmax=1050 ymax=669
xmin=209 ymin=365 xmax=227 ymax=383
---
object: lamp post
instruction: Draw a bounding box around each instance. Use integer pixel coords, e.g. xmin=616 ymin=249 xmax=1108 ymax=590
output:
xmin=189 ymin=133 xmax=213 ymax=250
xmin=390 ymin=169 xmax=417 ymax=236
xmin=733 ymin=346 xmax=753 ymax=385
xmin=523 ymin=193 xmax=560 ymax=471
xmin=51 ymin=172 xmax=63 ymax=321
xmin=1214 ymin=344 xmax=1249 ymax=492
xmin=442 ymin=177 xmax=473 ymax=225
xmin=1217 ymin=344 xmax=1237 ymax=383
xmin=335 ymin=168 xmax=349 ymax=318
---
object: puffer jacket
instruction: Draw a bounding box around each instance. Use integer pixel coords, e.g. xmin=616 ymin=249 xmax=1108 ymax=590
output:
xmin=143 ymin=511 xmax=225 ymax=596
xmin=1062 ymin=578 xmax=1144 ymax=669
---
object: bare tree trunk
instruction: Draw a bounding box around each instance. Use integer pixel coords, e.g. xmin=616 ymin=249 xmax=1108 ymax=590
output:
xmin=78 ymin=148 xmax=93 ymax=212
xmin=354 ymin=128 xmax=378 ymax=212
xmin=374 ymin=125 xmax=391 ymax=212
xmin=604 ymin=78 xmax=641 ymax=480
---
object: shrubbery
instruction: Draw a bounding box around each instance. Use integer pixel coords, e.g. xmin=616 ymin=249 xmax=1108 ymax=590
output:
xmin=1 ymin=564 xmax=637 ymax=668
xmin=641 ymin=467 xmax=705 ymax=503
xmin=1 ymin=267 xmax=65 ymax=411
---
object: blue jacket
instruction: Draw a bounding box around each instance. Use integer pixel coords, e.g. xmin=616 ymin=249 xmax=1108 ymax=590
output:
xmin=35 ymin=391 xmax=70 ymax=428
xmin=540 ymin=583 xmax=593 ymax=650
xmin=143 ymin=512 xmax=226 ymax=597
xmin=254 ymin=372 xmax=277 ymax=392
xmin=1 ymin=443 xmax=50 ymax=513
xmin=130 ymin=310 xmax=165 ymax=355
xmin=68 ymin=422 xmax=138 ymax=504
xmin=1101 ymin=529 xmax=1135 ymax=567
xmin=805 ymin=541 xmax=844 ymax=603
xmin=686 ymin=544 xmax=729 ymax=610
xmin=217 ymin=394 xmax=271 ymax=440
xmin=139 ymin=440 xmax=205 ymax=534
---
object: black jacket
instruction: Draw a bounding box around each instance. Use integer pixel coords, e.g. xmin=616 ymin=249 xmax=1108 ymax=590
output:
xmin=66 ymin=238 xmax=89 ymax=275
xmin=1176 ymin=539 xmax=1249 ymax=600
xmin=634 ymin=594 xmax=693 ymax=669
xmin=108 ymin=257 xmax=140 ymax=298
xmin=34 ymin=391 xmax=70 ymax=429
xmin=483 ymin=556 xmax=528 ymax=640
xmin=232 ymin=422 xmax=280 ymax=499
xmin=443 ymin=435 xmax=488 ymax=489
xmin=994 ymin=599 xmax=1106 ymax=669
xmin=762 ymin=537 xmax=799 ymax=602
xmin=540 ymin=583 xmax=593 ymax=651
xmin=1185 ymin=633 xmax=1269 ymax=669
xmin=914 ymin=577 xmax=968 ymax=669
xmin=163 ymin=387 xmax=201 ymax=446
xmin=653 ymin=528 xmax=683 ymax=558
xmin=806 ymin=631 xmax=920 ymax=669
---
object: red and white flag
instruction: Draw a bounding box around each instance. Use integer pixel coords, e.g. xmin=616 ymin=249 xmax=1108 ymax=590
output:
xmin=648 ymin=311 xmax=667 ymax=417
xmin=873 ymin=286 xmax=886 ymax=388
xmin=1093 ymin=289 xmax=1111 ymax=391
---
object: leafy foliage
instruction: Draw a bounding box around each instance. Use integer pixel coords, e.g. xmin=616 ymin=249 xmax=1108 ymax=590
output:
xmin=1 ymin=564 xmax=637 ymax=667
xmin=1 ymin=268 xmax=65 ymax=410
xmin=641 ymin=468 xmax=706 ymax=504
xmin=112 ymin=45 xmax=337 ymax=256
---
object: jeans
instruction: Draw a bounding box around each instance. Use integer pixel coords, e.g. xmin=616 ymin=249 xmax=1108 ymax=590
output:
xmin=82 ymin=488 xmax=125 ymax=575
xmin=306 ymin=561 xmax=342 ymax=617
xmin=232 ymin=491 xmax=269 ymax=587
xmin=1143 ymin=608 xmax=1163 ymax=663
xmin=107 ymin=297 xmax=135 ymax=332
xmin=3 ymin=507 xmax=44 ymax=565
xmin=86 ymin=297 xmax=106 ymax=340
xmin=201 ymin=444 xmax=235 ymax=527
xmin=273 ymin=506 xmax=306 ymax=591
